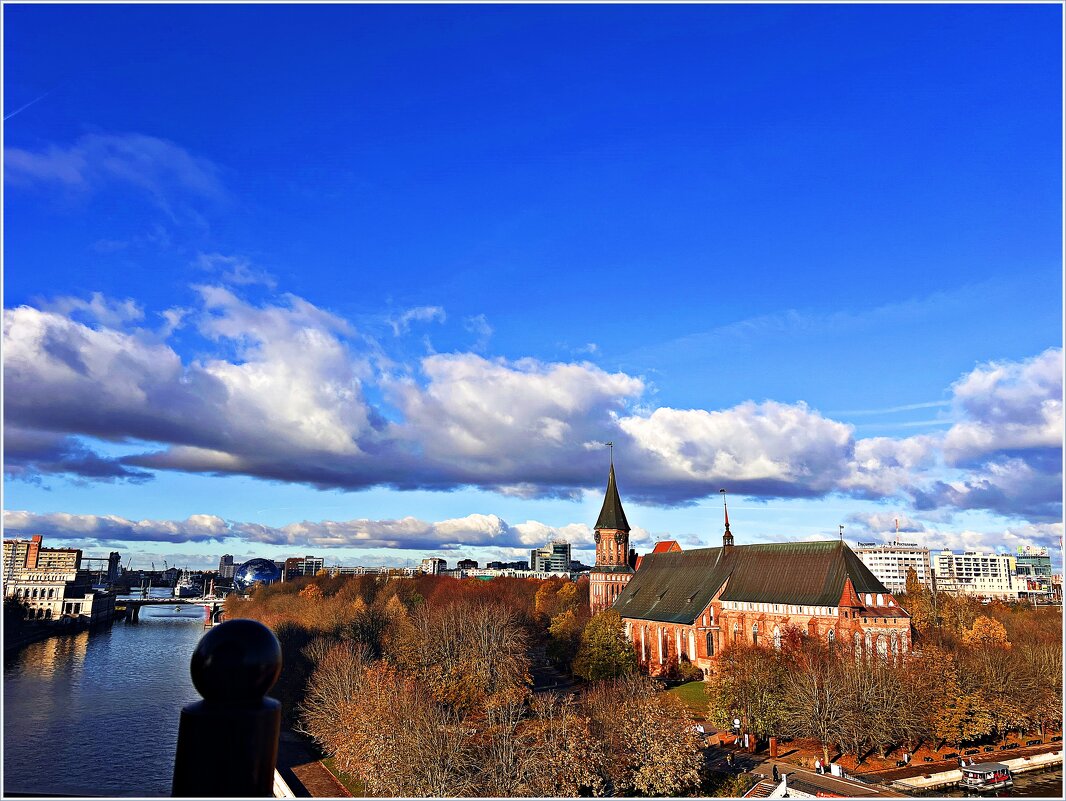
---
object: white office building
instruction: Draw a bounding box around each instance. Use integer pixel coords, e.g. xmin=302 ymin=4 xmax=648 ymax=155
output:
xmin=854 ymin=542 xmax=932 ymax=593
xmin=933 ymin=550 xmax=1019 ymax=600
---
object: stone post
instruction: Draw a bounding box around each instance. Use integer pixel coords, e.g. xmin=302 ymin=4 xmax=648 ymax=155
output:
xmin=171 ymin=619 xmax=282 ymax=797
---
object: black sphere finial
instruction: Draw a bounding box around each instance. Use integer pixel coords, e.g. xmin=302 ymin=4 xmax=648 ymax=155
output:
xmin=189 ymin=619 xmax=282 ymax=704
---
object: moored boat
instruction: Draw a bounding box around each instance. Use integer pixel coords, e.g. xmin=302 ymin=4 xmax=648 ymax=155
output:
xmin=960 ymin=762 xmax=1013 ymax=793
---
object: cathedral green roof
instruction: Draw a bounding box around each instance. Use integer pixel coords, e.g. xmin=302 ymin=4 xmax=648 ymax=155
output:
xmin=613 ymin=540 xmax=896 ymax=624
xmin=594 ymin=463 xmax=630 ymax=532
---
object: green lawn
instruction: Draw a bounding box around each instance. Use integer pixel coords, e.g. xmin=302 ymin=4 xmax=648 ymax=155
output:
xmin=321 ymin=756 xmax=368 ymax=797
xmin=667 ymin=680 xmax=710 ymax=719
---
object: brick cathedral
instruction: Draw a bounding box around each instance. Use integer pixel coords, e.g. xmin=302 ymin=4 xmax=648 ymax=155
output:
xmin=588 ymin=463 xmax=911 ymax=674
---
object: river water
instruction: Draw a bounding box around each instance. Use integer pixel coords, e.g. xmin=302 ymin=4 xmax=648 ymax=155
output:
xmin=3 ymin=592 xmax=207 ymax=797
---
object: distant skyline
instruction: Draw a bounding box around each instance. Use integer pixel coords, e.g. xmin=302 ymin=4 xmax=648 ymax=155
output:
xmin=3 ymin=4 xmax=1062 ymax=571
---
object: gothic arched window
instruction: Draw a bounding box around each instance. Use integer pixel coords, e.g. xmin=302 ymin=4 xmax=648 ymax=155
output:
xmin=706 ymin=631 xmax=715 ymax=657
xmin=828 ymin=629 xmax=836 ymax=648
xmin=752 ymin=623 xmax=759 ymax=646
xmin=773 ymin=627 xmax=781 ymax=650
xmin=732 ymin=623 xmax=739 ymax=644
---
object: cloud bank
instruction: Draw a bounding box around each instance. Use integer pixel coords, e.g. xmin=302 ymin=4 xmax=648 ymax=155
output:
xmin=3 ymin=286 xmax=1062 ymax=522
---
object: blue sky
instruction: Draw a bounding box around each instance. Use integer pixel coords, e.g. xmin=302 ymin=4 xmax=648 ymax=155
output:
xmin=4 ymin=3 xmax=1063 ymax=572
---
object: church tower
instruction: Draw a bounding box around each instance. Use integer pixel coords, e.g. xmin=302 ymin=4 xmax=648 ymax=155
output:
xmin=589 ymin=459 xmax=635 ymax=614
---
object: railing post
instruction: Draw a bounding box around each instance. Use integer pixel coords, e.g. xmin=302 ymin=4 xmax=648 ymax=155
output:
xmin=172 ymin=619 xmax=283 ymax=797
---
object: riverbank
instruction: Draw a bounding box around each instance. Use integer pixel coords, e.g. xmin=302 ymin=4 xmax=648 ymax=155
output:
xmin=881 ymin=747 xmax=1063 ymax=793
xmin=3 ymin=616 xmax=117 ymax=658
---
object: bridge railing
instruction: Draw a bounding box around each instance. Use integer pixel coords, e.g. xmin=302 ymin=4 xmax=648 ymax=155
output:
xmin=171 ymin=619 xmax=282 ymax=797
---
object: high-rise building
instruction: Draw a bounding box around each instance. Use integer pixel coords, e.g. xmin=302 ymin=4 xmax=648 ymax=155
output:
xmin=421 ymin=558 xmax=447 ymax=574
xmin=456 ymin=559 xmax=478 ymax=570
xmin=854 ymin=542 xmax=932 ymax=594
xmin=4 ymin=535 xmax=82 ymax=585
xmin=530 ymin=541 xmax=572 ymax=573
xmin=933 ymin=550 xmax=1019 ymax=600
xmin=304 ymin=556 xmax=324 ymax=576
xmin=218 ymin=554 xmax=235 ymax=580
xmin=1015 ymin=546 xmax=1052 ymax=577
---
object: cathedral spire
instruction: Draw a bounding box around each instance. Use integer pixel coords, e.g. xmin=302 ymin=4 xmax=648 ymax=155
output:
xmin=720 ymin=488 xmax=734 ymax=547
xmin=595 ymin=460 xmax=631 ymax=532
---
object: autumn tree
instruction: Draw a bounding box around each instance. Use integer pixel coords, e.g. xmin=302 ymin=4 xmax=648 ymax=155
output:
xmin=299 ymin=639 xmax=369 ymax=744
xmin=779 ymin=646 xmax=843 ymax=764
xmin=520 ymin=694 xmax=607 ymax=796
xmin=705 ymin=644 xmax=787 ymax=744
xmin=583 ymin=675 xmax=703 ymax=796
xmin=326 ymin=661 xmax=476 ymax=797
xmin=409 ymin=600 xmax=531 ymax=714
xmin=546 ymin=608 xmax=586 ymax=671
xmin=964 ymin=615 xmax=1011 ymax=649
xmin=572 ymin=609 xmax=637 ymax=681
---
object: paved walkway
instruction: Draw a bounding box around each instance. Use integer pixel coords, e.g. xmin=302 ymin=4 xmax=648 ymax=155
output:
xmin=277 ymin=730 xmax=353 ymax=798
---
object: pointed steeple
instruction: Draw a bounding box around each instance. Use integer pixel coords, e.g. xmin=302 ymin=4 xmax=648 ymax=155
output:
xmin=595 ymin=462 xmax=631 ymax=532
xmin=721 ymin=488 xmax=734 ymax=547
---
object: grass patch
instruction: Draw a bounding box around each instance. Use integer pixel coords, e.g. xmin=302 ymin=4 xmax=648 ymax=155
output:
xmin=667 ymin=679 xmax=710 ymax=718
xmin=322 ymin=756 xmax=368 ymax=796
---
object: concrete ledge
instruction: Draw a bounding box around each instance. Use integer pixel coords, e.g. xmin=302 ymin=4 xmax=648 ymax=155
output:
xmin=273 ymin=768 xmax=296 ymax=799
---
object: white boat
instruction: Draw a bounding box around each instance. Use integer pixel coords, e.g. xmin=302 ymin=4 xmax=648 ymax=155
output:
xmin=173 ymin=570 xmax=201 ymax=598
xmin=960 ymin=762 xmax=1013 ymax=793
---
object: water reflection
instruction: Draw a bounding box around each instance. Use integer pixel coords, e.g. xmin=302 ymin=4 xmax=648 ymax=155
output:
xmin=4 ymin=602 xmax=205 ymax=797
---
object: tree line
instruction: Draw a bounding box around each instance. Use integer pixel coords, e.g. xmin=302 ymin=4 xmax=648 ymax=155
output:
xmin=705 ymin=569 xmax=1062 ymax=765
xmin=226 ymin=573 xmax=705 ymax=796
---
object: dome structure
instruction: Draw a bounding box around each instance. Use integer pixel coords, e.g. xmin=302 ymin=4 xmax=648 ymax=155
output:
xmin=233 ymin=558 xmax=282 ymax=592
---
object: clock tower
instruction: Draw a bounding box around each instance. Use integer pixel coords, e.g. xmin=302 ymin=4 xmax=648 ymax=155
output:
xmin=589 ymin=460 xmax=635 ymax=614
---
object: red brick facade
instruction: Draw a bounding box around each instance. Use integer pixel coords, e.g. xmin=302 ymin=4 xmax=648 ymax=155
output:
xmin=622 ymin=579 xmax=911 ymax=676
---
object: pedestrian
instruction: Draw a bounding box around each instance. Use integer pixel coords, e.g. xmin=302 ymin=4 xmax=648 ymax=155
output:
xmin=772 ymin=764 xmax=779 ymax=783
xmin=815 ymin=758 xmax=823 ymax=775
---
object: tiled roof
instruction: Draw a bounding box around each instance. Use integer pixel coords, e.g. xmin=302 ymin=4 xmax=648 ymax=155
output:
xmin=594 ymin=463 xmax=630 ymax=532
xmin=651 ymin=540 xmax=682 ymax=553
xmin=614 ymin=540 xmax=897 ymax=624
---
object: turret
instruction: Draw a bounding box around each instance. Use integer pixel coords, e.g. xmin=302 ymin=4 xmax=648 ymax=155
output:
xmin=721 ymin=488 xmax=734 ymax=548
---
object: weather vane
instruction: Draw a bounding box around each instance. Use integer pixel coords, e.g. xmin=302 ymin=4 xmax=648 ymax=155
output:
xmin=605 ymin=441 xmax=614 ymax=464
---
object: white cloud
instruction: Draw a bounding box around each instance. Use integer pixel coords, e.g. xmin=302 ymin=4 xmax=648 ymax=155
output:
xmin=5 ymin=132 xmax=223 ymax=204
xmin=2 ymin=510 xmax=230 ymax=544
xmin=389 ymin=305 xmax=446 ymax=336
xmin=617 ymin=401 xmax=856 ymax=500
xmin=463 ymin=313 xmax=494 ymax=352
xmin=195 ymin=253 xmax=277 ymax=288
xmin=943 ymin=348 xmax=1063 ymax=465
xmin=4 ymin=287 xmax=1061 ymax=521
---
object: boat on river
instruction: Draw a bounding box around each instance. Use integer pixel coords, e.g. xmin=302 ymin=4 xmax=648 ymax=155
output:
xmin=960 ymin=762 xmax=1013 ymax=793
xmin=173 ymin=570 xmax=201 ymax=598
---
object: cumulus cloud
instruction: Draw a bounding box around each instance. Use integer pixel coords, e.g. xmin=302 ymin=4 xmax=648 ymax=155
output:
xmin=2 ymin=510 xmax=230 ymax=544
xmin=43 ymin=292 xmax=145 ymax=327
xmin=616 ymin=401 xmax=856 ymax=502
xmin=389 ymin=353 xmax=643 ymax=493
xmin=4 ymin=426 xmax=152 ymax=484
xmin=942 ymin=348 xmax=1062 ymax=466
xmin=3 ymin=287 xmax=1061 ymax=520
xmin=845 ymin=511 xmax=927 ymax=535
xmin=2 ymin=509 xmax=588 ymax=552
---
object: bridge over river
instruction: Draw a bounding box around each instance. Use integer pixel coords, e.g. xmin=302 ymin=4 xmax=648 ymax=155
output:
xmin=119 ymin=596 xmax=227 ymax=622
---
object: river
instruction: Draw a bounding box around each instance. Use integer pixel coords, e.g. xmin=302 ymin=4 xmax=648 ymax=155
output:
xmin=3 ymin=591 xmax=207 ymax=797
